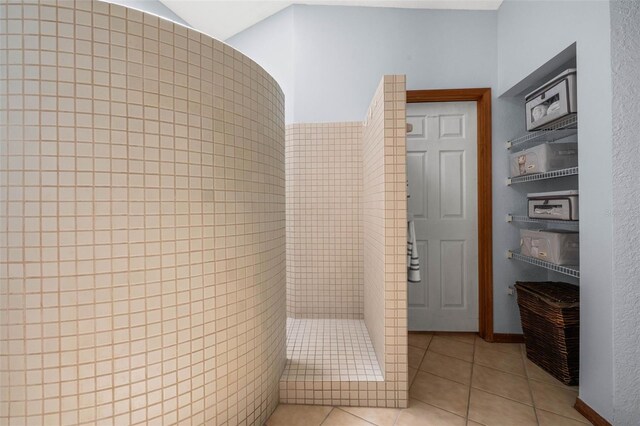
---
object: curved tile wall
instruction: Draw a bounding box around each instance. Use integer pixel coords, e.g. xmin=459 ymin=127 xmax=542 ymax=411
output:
xmin=0 ymin=1 xmax=286 ymax=424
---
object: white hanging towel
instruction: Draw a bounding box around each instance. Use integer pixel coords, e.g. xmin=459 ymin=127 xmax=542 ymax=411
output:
xmin=407 ymin=220 xmax=421 ymax=283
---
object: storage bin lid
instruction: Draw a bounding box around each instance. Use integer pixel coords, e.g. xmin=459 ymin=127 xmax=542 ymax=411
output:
xmin=525 ymin=68 xmax=577 ymax=100
xmin=527 ymin=190 xmax=579 ymax=198
xmin=522 ymin=229 xmax=578 ymax=235
xmin=515 ymin=281 xmax=579 ymax=308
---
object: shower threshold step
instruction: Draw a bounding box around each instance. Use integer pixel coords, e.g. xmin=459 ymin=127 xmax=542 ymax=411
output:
xmin=281 ymin=318 xmax=384 ymax=382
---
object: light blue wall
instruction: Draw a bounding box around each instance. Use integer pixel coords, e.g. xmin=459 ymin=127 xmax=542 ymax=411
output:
xmin=498 ymin=0 xmax=614 ymax=421
xmin=229 ymin=5 xmax=497 ymax=124
xmin=228 ymin=2 xmax=618 ymax=420
xmin=610 ymin=1 xmax=640 ymax=424
xmin=228 ymin=4 xmax=517 ymax=335
xmin=229 ymin=4 xmax=536 ymax=338
xmin=227 ymin=7 xmax=295 ymax=124
xmin=290 ymin=5 xmax=497 ymax=123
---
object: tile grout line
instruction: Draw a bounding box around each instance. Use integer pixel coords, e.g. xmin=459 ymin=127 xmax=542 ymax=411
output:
xmin=333 ymin=407 xmax=381 ymax=425
xmin=416 ymin=368 xmax=471 ymax=387
xmin=407 ymin=397 xmax=470 ymax=422
xmin=472 ymin=355 xmax=529 ymax=378
xmin=390 ymin=405 xmax=402 ymax=426
xmin=536 ymin=408 xmax=591 ymax=425
xmin=318 ymin=407 xmax=335 ymax=425
xmin=467 ymin=388 xmax=535 ymax=410
xmin=521 ymin=345 xmax=541 ymax=425
xmin=464 ymin=336 xmax=477 ymax=424
xmin=428 ymin=349 xmax=474 ymax=363
xmin=405 ymin=335 xmax=477 ymax=423
xmin=522 ymin=352 xmax=587 ymax=425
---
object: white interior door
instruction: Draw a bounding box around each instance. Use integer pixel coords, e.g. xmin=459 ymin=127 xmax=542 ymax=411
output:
xmin=406 ymin=101 xmax=478 ymax=331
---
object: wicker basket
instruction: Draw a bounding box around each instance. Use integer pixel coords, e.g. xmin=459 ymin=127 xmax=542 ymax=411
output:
xmin=515 ymin=281 xmax=579 ymax=386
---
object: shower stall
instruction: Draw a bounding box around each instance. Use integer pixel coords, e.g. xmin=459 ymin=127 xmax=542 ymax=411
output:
xmin=281 ymin=77 xmax=409 ymax=408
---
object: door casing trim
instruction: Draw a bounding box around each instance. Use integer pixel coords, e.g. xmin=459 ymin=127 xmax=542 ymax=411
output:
xmin=406 ymin=88 xmax=494 ymax=341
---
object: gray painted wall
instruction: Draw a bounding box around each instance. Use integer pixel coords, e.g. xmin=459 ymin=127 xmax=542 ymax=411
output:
xmin=498 ymin=0 xmax=614 ymax=420
xmin=610 ymin=1 xmax=640 ymax=424
xmin=101 ymin=0 xmax=190 ymax=26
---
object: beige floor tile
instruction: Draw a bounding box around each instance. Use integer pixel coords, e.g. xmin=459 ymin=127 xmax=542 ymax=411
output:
xmin=409 ymin=371 xmax=469 ymax=417
xmin=434 ymin=332 xmax=476 ymax=344
xmin=339 ymin=406 xmax=400 ymax=426
xmin=524 ymin=359 xmax=576 ymax=389
xmin=468 ymin=388 xmax=537 ymax=426
xmin=419 ymin=351 xmax=472 ymax=385
xmin=471 ymin=364 xmax=532 ymax=405
xmin=408 ymin=333 xmax=433 ymax=349
xmin=466 ymin=422 xmax=483 ymax=426
xmin=409 ymin=367 xmax=418 ymax=387
xmin=529 ymin=381 xmax=587 ymax=422
xmin=408 ymin=345 xmax=426 ymax=369
xmin=266 ymin=404 xmax=333 ymax=426
xmin=474 ymin=345 xmax=525 ymax=376
xmin=536 ymin=409 xmax=589 ymax=425
xmin=428 ymin=336 xmax=474 ymax=362
xmin=475 ymin=337 xmax=523 ymax=355
xmin=395 ymin=398 xmax=466 ymax=426
xmin=322 ymin=409 xmax=373 ymax=425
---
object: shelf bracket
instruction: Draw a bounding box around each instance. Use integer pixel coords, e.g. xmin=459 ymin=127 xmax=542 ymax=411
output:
xmin=506 ymin=250 xmax=513 ymax=259
xmin=506 ymin=214 xmax=513 ymax=223
xmin=506 ymin=177 xmax=512 ymax=186
xmin=505 ymin=141 xmax=512 ymax=149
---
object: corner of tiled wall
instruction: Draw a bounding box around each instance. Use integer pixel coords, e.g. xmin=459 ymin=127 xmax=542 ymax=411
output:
xmin=363 ymin=75 xmax=408 ymax=407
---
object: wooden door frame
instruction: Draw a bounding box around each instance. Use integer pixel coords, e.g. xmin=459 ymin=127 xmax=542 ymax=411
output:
xmin=406 ymin=88 xmax=494 ymax=341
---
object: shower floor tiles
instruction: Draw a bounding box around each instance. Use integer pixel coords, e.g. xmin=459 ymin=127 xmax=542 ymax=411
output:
xmin=282 ymin=318 xmax=384 ymax=382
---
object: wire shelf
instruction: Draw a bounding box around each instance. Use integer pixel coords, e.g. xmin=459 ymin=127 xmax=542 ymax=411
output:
xmin=506 ymin=115 xmax=578 ymax=151
xmin=507 ymin=250 xmax=580 ymax=278
xmin=507 ymin=167 xmax=578 ymax=185
xmin=507 ymin=215 xmax=579 ymax=228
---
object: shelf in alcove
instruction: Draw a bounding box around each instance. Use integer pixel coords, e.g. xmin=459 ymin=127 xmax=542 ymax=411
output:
xmin=507 ymin=215 xmax=579 ymax=228
xmin=507 ymin=250 xmax=580 ymax=279
xmin=506 ymin=115 xmax=578 ymax=151
xmin=507 ymin=167 xmax=578 ymax=185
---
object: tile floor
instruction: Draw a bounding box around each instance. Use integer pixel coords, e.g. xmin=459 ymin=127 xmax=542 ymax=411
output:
xmin=282 ymin=318 xmax=384 ymax=381
xmin=268 ymin=332 xmax=590 ymax=425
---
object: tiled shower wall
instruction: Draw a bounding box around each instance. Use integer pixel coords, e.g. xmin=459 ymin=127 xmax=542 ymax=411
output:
xmin=0 ymin=1 xmax=286 ymax=425
xmin=362 ymin=81 xmax=386 ymax=374
xmin=280 ymin=76 xmax=408 ymax=408
xmin=285 ymin=123 xmax=363 ymax=319
xmin=363 ymin=75 xmax=408 ymax=400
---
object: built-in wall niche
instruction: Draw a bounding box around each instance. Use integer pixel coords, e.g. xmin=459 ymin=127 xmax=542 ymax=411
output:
xmin=503 ymin=42 xmax=580 ymax=286
xmin=501 ymin=43 xmax=577 ymax=99
xmin=500 ymin=43 xmax=582 ymax=392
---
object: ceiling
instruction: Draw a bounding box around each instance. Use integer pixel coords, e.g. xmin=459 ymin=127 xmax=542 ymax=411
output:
xmin=161 ymin=0 xmax=504 ymax=41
